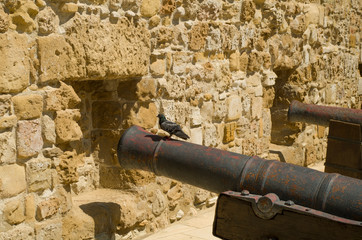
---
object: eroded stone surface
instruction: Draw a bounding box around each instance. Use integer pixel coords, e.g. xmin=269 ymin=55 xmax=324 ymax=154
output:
xmin=17 ymin=119 xmax=43 ymax=158
xmin=0 ymin=164 xmax=26 ymax=199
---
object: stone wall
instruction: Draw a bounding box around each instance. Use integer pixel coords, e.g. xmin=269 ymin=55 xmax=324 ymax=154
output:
xmin=0 ymin=0 xmax=361 ymax=239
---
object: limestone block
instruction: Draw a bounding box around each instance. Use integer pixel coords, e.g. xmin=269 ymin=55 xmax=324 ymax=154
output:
xmin=0 ymin=95 xmax=11 ymax=117
xmin=203 ymin=123 xmax=217 ymax=147
xmin=190 ymin=127 xmax=202 ymax=145
xmin=223 ymin=122 xmax=236 ymax=143
xmin=206 ymin=27 xmax=222 ymax=52
xmin=0 ymin=225 xmax=34 ymax=240
xmin=197 ymin=0 xmax=221 ymax=21
xmin=25 ymin=194 xmax=36 ymax=221
xmin=304 ymin=4 xmax=320 ymax=25
xmin=140 ymin=0 xmax=161 ymax=17
xmin=37 ymin=7 xmax=58 ymax=35
xmin=190 ymin=108 xmax=202 ymax=127
xmin=41 ymin=115 xmax=56 ymax=145
xmin=26 ymin=157 xmax=52 ymax=193
xmin=161 ymin=0 xmax=176 ymax=15
xmin=0 ymin=115 xmax=17 ymax=130
xmin=240 ymin=0 xmax=255 ymax=22
xmin=123 ymin=102 xmax=158 ymax=129
xmin=221 ymin=0 xmax=241 ymax=20
xmin=188 ymin=22 xmax=209 ymax=51
xmin=213 ymin=101 xmax=227 ymax=121
xmin=290 ymin=15 xmax=306 ymax=35
xmin=194 ymin=189 xmax=210 ymax=204
xmin=156 ymin=26 xmax=174 ymax=47
xmin=62 ymin=206 xmax=94 ymax=240
xmin=55 ymin=151 xmax=81 ymax=184
xmin=229 ymin=52 xmax=240 ymax=71
xmin=325 ymin=84 xmax=337 ymax=104
xmin=4 ymin=199 xmax=25 ymax=225
xmin=0 ymin=131 xmax=16 ymax=164
xmin=36 ymin=198 xmax=60 ymax=221
xmin=0 ymin=8 xmax=10 ymax=33
xmin=17 ymin=119 xmax=43 ymax=158
xmin=12 ymin=94 xmax=43 ymax=120
xmin=152 ymin=190 xmax=167 ymax=216
xmin=172 ymin=52 xmax=193 ymax=75
xmin=0 ymin=33 xmax=29 ymax=93
xmin=61 ymin=3 xmax=78 ymax=13
xmin=167 ymin=184 xmax=183 ymax=201
xmin=150 ymin=58 xmax=166 ymax=76
xmin=247 ymin=51 xmax=262 ymax=72
xmin=262 ymin=70 xmax=277 ymax=86
xmin=220 ymin=24 xmax=239 ymax=51
xmin=0 ymin=164 xmax=26 ymax=198
xmin=45 ymin=82 xmax=81 ymax=111
xmin=55 ymin=110 xmax=82 ymax=143
xmin=226 ymin=95 xmax=242 ymax=121
xmin=35 ymin=219 xmax=62 ymax=240
xmin=201 ymin=101 xmax=213 ymax=122
xmin=251 ymin=97 xmax=263 ymax=119
xmin=11 ymin=11 xmax=36 ymax=33
xmin=149 ymin=15 xmax=161 ymax=28
xmin=239 ymin=52 xmax=249 ymax=72
xmin=136 ymin=78 xmax=157 ymax=101
xmin=92 ymin=101 xmax=121 ymax=129
xmin=118 ymin=197 xmax=148 ymax=230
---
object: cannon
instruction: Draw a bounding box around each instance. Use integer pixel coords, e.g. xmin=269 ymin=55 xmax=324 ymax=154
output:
xmin=287 ymin=100 xmax=362 ymax=126
xmin=288 ymin=100 xmax=362 ymax=179
xmin=117 ymin=126 xmax=362 ymax=239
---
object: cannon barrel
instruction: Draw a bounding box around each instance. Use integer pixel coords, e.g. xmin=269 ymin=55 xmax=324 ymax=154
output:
xmin=288 ymin=100 xmax=362 ymax=126
xmin=117 ymin=126 xmax=362 ymax=221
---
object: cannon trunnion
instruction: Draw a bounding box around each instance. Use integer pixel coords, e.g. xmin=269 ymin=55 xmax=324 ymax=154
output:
xmin=117 ymin=126 xmax=362 ymax=239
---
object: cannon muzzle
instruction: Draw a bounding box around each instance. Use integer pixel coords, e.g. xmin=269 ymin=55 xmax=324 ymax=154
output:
xmin=288 ymin=100 xmax=362 ymax=126
xmin=117 ymin=126 xmax=362 ymax=221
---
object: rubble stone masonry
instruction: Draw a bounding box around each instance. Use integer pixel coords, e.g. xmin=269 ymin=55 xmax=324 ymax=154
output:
xmin=0 ymin=0 xmax=361 ymax=239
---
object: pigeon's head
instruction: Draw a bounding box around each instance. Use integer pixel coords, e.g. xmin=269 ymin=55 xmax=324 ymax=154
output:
xmin=157 ymin=113 xmax=167 ymax=121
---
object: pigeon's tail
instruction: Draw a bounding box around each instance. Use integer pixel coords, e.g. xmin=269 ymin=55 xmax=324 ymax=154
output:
xmin=175 ymin=130 xmax=190 ymax=140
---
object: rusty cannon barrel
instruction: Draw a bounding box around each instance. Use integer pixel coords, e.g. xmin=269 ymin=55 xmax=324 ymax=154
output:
xmin=288 ymin=100 xmax=362 ymax=126
xmin=117 ymin=125 xmax=362 ymax=221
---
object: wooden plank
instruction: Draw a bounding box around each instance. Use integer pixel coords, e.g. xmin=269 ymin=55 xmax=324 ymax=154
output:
xmin=213 ymin=194 xmax=362 ymax=240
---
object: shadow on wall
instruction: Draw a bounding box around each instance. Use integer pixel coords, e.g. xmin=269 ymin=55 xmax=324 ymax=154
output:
xmin=80 ymin=202 xmax=121 ymax=239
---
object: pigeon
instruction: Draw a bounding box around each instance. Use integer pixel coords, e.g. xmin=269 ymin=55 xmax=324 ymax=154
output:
xmin=157 ymin=114 xmax=190 ymax=140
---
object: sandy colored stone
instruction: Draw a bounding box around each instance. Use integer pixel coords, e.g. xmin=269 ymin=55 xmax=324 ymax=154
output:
xmin=26 ymin=157 xmax=52 ymax=193
xmin=25 ymin=194 xmax=36 ymax=221
xmin=4 ymin=199 xmax=25 ymax=225
xmin=55 ymin=110 xmax=82 ymax=143
xmin=37 ymin=6 xmax=58 ymax=35
xmin=0 ymin=164 xmax=26 ymax=198
xmin=42 ymin=115 xmax=56 ymax=144
xmin=150 ymin=58 xmax=166 ymax=76
xmin=136 ymin=78 xmax=158 ymax=101
xmin=55 ymin=151 xmax=81 ymax=184
xmin=60 ymin=3 xmax=78 ymax=13
xmin=140 ymin=0 xmax=161 ymax=17
xmin=12 ymin=94 xmax=43 ymax=120
xmin=62 ymin=206 xmax=94 ymax=240
xmin=229 ymin=52 xmax=240 ymax=71
xmin=223 ymin=122 xmax=236 ymax=143
xmin=35 ymin=219 xmax=62 ymax=240
xmin=123 ymin=102 xmax=157 ymax=129
xmin=0 ymin=8 xmax=10 ymax=33
xmin=17 ymin=119 xmax=43 ymax=158
xmin=0 ymin=33 xmax=29 ymax=93
xmin=152 ymin=189 xmax=167 ymax=216
xmin=45 ymin=82 xmax=81 ymax=111
xmin=0 ymin=225 xmax=34 ymax=240
xmin=0 ymin=95 xmax=11 ymax=117
xmin=36 ymin=198 xmax=60 ymax=221
xmin=0 ymin=115 xmax=17 ymax=129
xmin=0 ymin=131 xmax=16 ymax=165
xmin=241 ymin=0 xmax=255 ymax=22
xmin=92 ymin=101 xmax=121 ymax=129
xmin=226 ymin=95 xmax=242 ymax=121
xmin=188 ymin=22 xmax=209 ymax=51
xmin=167 ymin=184 xmax=183 ymax=201
xmin=149 ymin=15 xmax=161 ymax=28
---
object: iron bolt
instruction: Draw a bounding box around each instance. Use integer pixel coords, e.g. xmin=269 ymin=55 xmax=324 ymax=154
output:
xmin=241 ymin=190 xmax=250 ymax=196
xmin=285 ymin=200 xmax=294 ymax=206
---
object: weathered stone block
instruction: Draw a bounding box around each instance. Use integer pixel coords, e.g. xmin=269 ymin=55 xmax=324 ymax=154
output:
xmin=0 ymin=8 xmax=10 ymax=33
xmin=0 ymin=164 xmax=26 ymax=198
xmin=251 ymin=97 xmax=263 ymax=119
xmin=190 ymin=127 xmax=202 ymax=145
xmin=0 ymin=33 xmax=29 ymax=93
xmin=42 ymin=115 xmax=56 ymax=145
xmin=0 ymin=131 xmax=16 ymax=164
xmin=203 ymin=123 xmax=217 ymax=147
xmin=0 ymin=225 xmax=34 ymax=240
xmin=26 ymin=157 xmax=52 ymax=193
xmin=223 ymin=122 xmax=236 ymax=143
xmin=229 ymin=52 xmax=240 ymax=71
xmin=17 ymin=119 xmax=43 ymax=158
xmin=91 ymin=130 xmax=120 ymax=165
xmin=140 ymin=0 xmax=161 ymax=17
xmin=226 ymin=95 xmax=242 ymax=121
xmin=4 ymin=199 xmax=25 ymax=225
xmin=60 ymin=3 xmax=78 ymax=13
xmin=122 ymin=102 xmax=157 ymax=129
xmin=36 ymin=198 xmax=60 ymax=221
xmin=190 ymin=108 xmax=202 ymax=127
xmin=172 ymin=52 xmax=193 ymax=75
xmin=62 ymin=206 xmax=94 ymax=240
xmin=152 ymin=190 xmax=167 ymax=216
xmin=136 ymin=78 xmax=158 ymax=101
xmin=55 ymin=151 xmax=81 ymax=184
xmin=188 ymin=22 xmax=209 ymax=51
xmin=12 ymin=94 xmax=43 ymax=120
xmin=45 ymin=82 xmax=80 ymax=111
xmin=37 ymin=7 xmax=58 ymax=35
xmin=167 ymin=184 xmax=183 ymax=201
xmin=0 ymin=115 xmax=17 ymax=130
xmin=150 ymin=58 xmax=166 ymax=76
xmin=35 ymin=219 xmax=62 ymax=240
xmin=25 ymin=194 xmax=36 ymax=221
xmin=0 ymin=95 xmax=11 ymax=117
xmin=240 ymin=0 xmax=255 ymax=22
xmin=55 ymin=110 xmax=82 ymax=143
